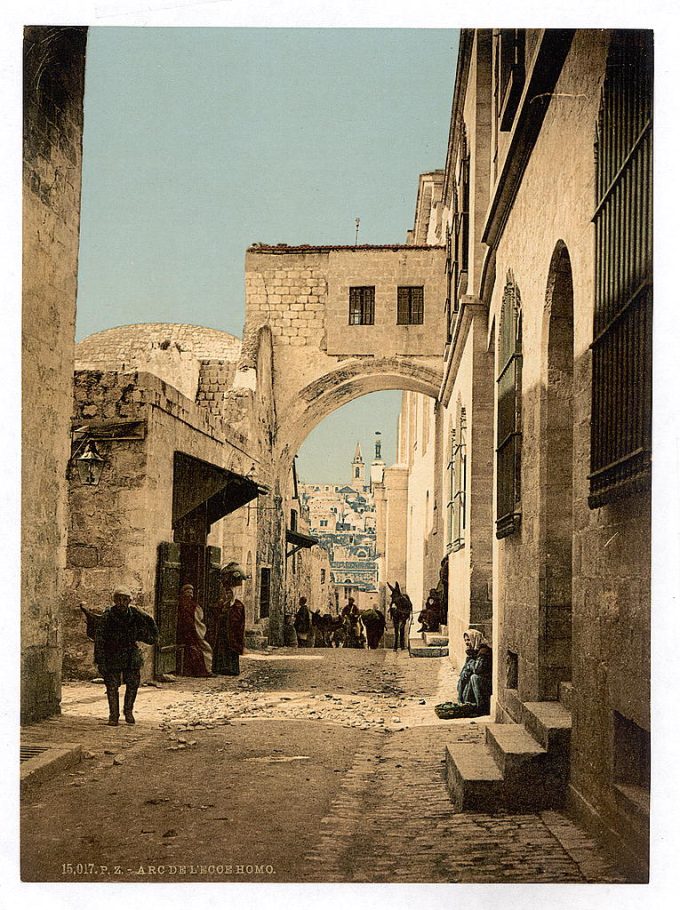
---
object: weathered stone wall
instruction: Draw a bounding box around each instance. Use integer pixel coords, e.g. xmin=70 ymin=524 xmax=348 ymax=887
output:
xmin=441 ymin=307 xmax=494 ymax=668
xmin=382 ymin=466 xmax=409 ymax=593
xmin=490 ymin=31 xmax=607 ymax=699
xmin=62 ymin=370 xmax=260 ymax=679
xmin=487 ymin=31 xmax=650 ymax=870
xmin=22 ymin=26 xmax=88 ymax=722
xmin=76 ymin=323 xmax=242 ymax=416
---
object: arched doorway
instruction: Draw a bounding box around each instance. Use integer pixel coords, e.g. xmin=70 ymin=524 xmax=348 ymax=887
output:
xmin=269 ymin=379 xmax=441 ymax=645
xmin=538 ymin=242 xmax=575 ymax=699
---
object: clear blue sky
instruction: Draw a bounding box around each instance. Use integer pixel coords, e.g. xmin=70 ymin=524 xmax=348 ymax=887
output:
xmin=76 ymin=27 xmax=458 ymax=481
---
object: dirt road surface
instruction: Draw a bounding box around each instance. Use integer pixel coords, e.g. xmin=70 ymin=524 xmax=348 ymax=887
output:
xmin=20 ymin=648 xmax=626 ymax=884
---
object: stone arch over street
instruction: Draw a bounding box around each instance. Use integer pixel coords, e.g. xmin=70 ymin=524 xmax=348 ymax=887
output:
xmin=240 ymin=243 xmax=447 ymax=643
xmin=274 ymin=357 xmax=442 ymax=478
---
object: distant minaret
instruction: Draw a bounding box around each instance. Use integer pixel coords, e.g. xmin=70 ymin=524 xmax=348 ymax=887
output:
xmin=370 ymin=431 xmax=385 ymax=489
xmin=351 ymin=441 xmax=365 ymax=487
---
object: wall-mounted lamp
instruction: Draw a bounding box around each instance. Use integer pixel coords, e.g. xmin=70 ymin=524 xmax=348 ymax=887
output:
xmin=74 ymin=439 xmax=105 ymax=486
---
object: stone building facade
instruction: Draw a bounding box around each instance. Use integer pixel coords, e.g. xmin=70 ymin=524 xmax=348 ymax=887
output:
xmin=62 ymin=325 xmax=266 ymax=679
xmin=21 ymin=27 xmax=651 ymax=878
xmin=241 ymin=244 xmax=446 ymax=641
xmin=392 ymin=29 xmax=652 ymax=878
xmin=22 ymin=26 xmax=88 ymax=723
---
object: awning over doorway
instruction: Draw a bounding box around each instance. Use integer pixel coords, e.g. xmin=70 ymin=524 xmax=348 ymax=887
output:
xmin=286 ymin=528 xmax=319 ymax=559
xmin=173 ymin=452 xmax=263 ymax=528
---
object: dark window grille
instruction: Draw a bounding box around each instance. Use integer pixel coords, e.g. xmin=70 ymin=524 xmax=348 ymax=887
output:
xmin=496 ymin=29 xmax=526 ymax=131
xmin=446 ymin=425 xmax=455 ymax=551
xmin=258 ymin=567 xmax=271 ymax=619
xmin=447 ymin=406 xmax=467 ymax=552
xmin=397 ymin=286 xmax=424 ymax=325
xmin=445 ymin=224 xmax=453 ymax=342
xmin=496 ymin=276 xmax=522 ymax=538
xmin=349 ymin=286 xmax=375 ymax=325
xmin=589 ymin=31 xmax=653 ymax=508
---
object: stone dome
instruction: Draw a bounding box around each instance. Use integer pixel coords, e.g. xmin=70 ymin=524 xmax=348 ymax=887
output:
xmin=75 ymin=322 xmax=242 ymax=367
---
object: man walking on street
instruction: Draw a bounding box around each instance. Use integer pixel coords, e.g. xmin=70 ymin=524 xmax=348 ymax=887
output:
xmin=293 ymin=595 xmax=313 ymax=648
xmin=81 ymin=587 xmax=159 ymax=725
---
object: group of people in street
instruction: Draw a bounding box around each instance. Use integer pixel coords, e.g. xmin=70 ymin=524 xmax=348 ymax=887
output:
xmin=81 ymin=561 xmax=250 ymax=725
xmin=171 ymin=562 xmax=249 ymax=677
xmin=291 ymin=596 xmax=387 ymax=650
xmin=82 ymin=562 xmax=491 ymax=726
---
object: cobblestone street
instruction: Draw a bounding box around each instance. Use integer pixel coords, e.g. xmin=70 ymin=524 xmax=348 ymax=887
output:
xmin=21 ymin=649 xmax=626 ymax=885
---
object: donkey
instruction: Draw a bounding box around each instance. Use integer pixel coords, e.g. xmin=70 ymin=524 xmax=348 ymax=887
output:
xmin=387 ymin=582 xmax=413 ymax=651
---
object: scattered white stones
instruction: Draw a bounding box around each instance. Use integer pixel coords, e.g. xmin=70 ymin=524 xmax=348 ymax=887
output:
xmin=155 ymin=686 xmax=419 ymax=738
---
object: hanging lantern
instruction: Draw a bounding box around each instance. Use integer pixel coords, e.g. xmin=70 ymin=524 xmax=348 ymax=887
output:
xmin=75 ymin=440 xmax=105 ymax=486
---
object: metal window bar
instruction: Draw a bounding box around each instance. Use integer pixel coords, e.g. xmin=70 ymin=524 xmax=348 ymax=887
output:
xmin=446 ymin=428 xmax=456 ymax=551
xmin=496 ymin=282 xmax=522 ymax=536
xmin=590 ymin=30 xmax=652 ymax=507
xmin=349 ymin=286 xmax=375 ymax=325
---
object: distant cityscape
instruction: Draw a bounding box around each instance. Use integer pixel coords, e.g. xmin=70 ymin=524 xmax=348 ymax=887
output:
xmin=299 ymin=436 xmax=385 ymax=609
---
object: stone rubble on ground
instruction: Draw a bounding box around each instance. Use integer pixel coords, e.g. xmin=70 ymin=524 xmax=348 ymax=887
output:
xmin=156 ymin=686 xmax=424 ymax=737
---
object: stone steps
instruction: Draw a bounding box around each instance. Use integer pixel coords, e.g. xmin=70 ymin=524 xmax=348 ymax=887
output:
xmin=409 ymin=643 xmax=449 ymax=657
xmin=445 ymin=743 xmax=504 ymax=811
xmin=445 ymin=699 xmax=572 ymax=813
xmin=423 ymin=632 xmax=449 ymax=647
xmin=409 ymin=629 xmax=449 ymax=657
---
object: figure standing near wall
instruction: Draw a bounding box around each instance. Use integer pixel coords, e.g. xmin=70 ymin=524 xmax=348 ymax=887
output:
xmin=293 ymin=595 xmax=313 ymax=648
xmin=211 ymin=563 xmax=248 ymax=676
xmin=81 ymin=588 xmax=158 ymax=725
xmin=176 ymin=583 xmax=212 ymax=677
xmin=436 ymin=558 xmax=449 ymax=627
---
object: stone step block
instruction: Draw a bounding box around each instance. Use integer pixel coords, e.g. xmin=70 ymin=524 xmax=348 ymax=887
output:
xmin=484 ymin=722 xmax=546 ymax=776
xmin=485 ymin=723 xmax=570 ymax=811
xmin=409 ymin=644 xmax=449 ymax=658
xmin=445 ymin=743 xmax=504 ymax=812
xmin=522 ymin=700 xmax=572 ymax=752
xmin=423 ymin=632 xmax=449 ymax=647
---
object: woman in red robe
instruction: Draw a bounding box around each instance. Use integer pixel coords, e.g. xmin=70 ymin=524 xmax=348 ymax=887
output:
xmin=176 ymin=583 xmax=212 ymax=677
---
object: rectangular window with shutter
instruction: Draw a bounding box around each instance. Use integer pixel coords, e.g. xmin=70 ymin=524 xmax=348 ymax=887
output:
xmin=397 ymin=286 xmax=424 ymax=325
xmin=496 ymin=276 xmax=522 ymax=538
xmin=349 ymin=286 xmax=375 ymax=325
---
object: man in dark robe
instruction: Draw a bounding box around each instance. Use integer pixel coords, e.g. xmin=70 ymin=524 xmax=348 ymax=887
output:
xmin=81 ymin=587 xmax=158 ymax=725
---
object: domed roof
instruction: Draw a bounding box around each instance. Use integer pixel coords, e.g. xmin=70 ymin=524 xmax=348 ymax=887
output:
xmin=76 ymin=323 xmax=242 ymax=366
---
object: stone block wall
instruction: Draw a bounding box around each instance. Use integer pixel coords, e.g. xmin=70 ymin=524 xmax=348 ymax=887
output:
xmin=442 ymin=306 xmax=494 ymax=669
xmin=382 ymin=466 xmax=409 ymax=591
xmin=22 ymin=26 xmax=88 ymax=722
xmin=196 ymin=360 xmax=238 ymax=418
xmin=62 ymin=370 xmax=260 ymax=679
xmin=487 ymin=31 xmax=650 ymax=871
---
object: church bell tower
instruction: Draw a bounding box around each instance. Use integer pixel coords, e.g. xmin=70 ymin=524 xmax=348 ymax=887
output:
xmin=351 ymin=441 xmax=365 ymax=488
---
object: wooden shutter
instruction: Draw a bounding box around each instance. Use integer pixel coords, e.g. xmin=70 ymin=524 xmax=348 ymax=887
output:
xmin=155 ymin=542 xmax=181 ymax=676
xmin=397 ymin=287 xmax=410 ymax=324
xmin=496 ymin=279 xmax=522 ymax=538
